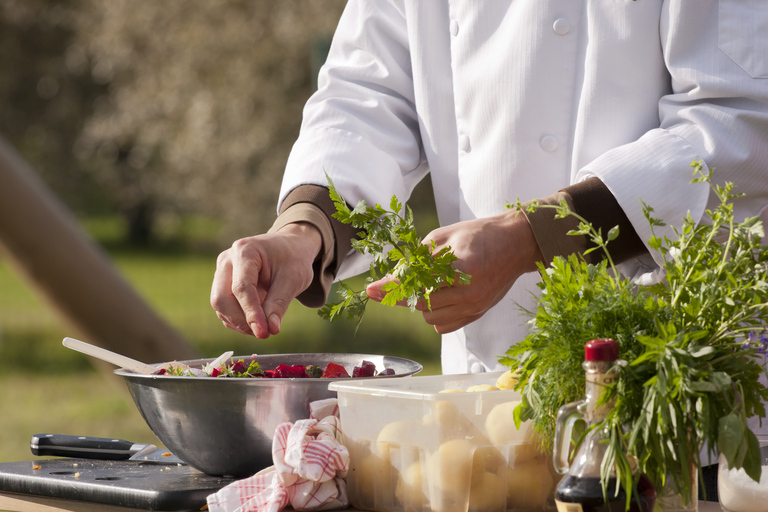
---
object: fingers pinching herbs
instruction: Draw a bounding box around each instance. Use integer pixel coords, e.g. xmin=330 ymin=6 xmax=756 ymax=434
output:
xmin=210 ymin=249 xmax=254 ymax=335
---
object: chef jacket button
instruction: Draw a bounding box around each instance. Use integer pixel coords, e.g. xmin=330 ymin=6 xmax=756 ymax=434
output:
xmin=540 ymin=134 xmax=559 ymax=152
xmin=470 ymin=362 xmax=485 ymax=373
xmin=553 ymin=18 xmax=571 ymax=35
xmin=459 ymin=135 xmax=471 ymax=152
xmin=450 ymin=19 xmax=459 ymax=37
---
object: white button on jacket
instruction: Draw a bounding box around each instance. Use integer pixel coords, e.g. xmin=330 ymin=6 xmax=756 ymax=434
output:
xmin=280 ymin=0 xmax=768 ymax=375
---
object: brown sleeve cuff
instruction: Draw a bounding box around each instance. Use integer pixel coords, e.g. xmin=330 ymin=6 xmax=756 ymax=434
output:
xmin=523 ymin=192 xmax=585 ymax=266
xmin=523 ymin=177 xmax=648 ymax=266
xmin=269 ymin=185 xmax=358 ymax=307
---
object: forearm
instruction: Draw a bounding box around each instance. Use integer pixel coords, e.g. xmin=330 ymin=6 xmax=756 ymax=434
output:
xmin=274 ymin=178 xmax=648 ymax=310
xmin=524 ymin=177 xmax=648 ymax=266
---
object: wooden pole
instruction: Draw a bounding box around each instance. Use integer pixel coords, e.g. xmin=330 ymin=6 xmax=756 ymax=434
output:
xmin=0 ymin=136 xmax=200 ymax=364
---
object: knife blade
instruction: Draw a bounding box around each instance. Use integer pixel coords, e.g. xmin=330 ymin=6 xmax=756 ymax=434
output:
xmin=30 ymin=433 xmax=185 ymax=464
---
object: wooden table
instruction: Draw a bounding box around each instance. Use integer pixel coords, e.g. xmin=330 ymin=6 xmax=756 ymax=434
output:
xmin=0 ymin=458 xmax=725 ymax=512
xmin=0 ymin=492 xmax=725 ymax=512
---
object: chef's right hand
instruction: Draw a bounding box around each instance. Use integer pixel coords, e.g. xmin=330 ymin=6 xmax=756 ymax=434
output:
xmin=210 ymin=222 xmax=322 ymax=339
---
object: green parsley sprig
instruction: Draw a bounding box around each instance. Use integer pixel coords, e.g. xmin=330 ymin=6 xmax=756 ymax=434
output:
xmin=501 ymin=162 xmax=768 ymax=507
xmin=318 ymin=175 xmax=470 ymax=330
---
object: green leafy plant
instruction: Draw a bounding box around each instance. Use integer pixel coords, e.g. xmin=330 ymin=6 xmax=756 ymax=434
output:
xmin=318 ymin=175 xmax=470 ymax=330
xmin=501 ymin=162 xmax=768 ymax=507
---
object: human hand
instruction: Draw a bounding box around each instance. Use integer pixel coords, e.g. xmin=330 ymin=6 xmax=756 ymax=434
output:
xmin=366 ymin=210 xmax=543 ymax=334
xmin=210 ymin=222 xmax=322 ymax=339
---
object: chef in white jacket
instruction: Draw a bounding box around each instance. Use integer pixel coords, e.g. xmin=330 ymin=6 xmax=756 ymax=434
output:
xmin=212 ymin=0 xmax=768 ymax=373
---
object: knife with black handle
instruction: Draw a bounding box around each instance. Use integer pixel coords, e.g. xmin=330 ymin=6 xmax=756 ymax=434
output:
xmin=30 ymin=433 xmax=184 ymax=463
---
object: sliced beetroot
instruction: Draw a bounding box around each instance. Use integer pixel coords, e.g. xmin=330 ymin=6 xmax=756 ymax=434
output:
xmin=273 ymin=364 xmax=308 ymax=379
xmin=321 ymin=362 xmax=350 ymax=379
xmin=229 ymin=361 xmax=249 ymax=375
xmin=352 ymin=360 xmax=377 ymax=378
xmin=377 ymin=368 xmax=396 ymax=376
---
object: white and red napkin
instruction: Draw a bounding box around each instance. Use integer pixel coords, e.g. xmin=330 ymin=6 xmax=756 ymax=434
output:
xmin=206 ymin=399 xmax=349 ymax=512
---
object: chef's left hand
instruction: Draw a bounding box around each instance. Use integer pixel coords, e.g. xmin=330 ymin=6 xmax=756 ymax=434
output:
xmin=366 ymin=209 xmax=543 ymax=334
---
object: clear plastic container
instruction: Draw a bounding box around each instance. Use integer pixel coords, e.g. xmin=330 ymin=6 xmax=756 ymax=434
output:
xmin=718 ymin=434 xmax=768 ymax=512
xmin=329 ymin=371 xmax=559 ymax=512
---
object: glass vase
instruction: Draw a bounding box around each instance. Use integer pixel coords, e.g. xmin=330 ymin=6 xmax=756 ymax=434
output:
xmin=656 ymin=464 xmax=698 ymax=512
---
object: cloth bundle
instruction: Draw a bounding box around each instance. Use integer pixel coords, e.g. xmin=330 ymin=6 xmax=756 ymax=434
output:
xmin=206 ymin=399 xmax=349 ymax=512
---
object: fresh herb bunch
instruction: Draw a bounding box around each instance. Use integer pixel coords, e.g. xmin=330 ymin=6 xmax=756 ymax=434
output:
xmin=318 ymin=175 xmax=470 ymax=330
xmin=501 ymin=162 xmax=768 ymax=505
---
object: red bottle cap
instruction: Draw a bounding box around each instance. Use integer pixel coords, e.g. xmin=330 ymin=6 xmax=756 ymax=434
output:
xmin=584 ymin=339 xmax=619 ymax=361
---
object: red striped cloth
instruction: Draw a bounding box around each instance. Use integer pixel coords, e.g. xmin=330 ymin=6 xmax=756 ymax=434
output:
xmin=207 ymin=399 xmax=349 ymax=512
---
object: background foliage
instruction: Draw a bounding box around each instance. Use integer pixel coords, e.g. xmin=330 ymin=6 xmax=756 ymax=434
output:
xmin=0 ymin=0 xmax=442 ymax=463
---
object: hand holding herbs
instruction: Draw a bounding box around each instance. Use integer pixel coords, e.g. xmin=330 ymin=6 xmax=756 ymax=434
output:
xmin=501 ymin=162 xmax=768 ymax=505
xmin=319 ymin=176 xmax=470 ymax=330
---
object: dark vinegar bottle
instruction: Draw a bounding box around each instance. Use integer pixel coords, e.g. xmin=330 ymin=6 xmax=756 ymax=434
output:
xmin=552 ymin=339 xmax=656 ymax=512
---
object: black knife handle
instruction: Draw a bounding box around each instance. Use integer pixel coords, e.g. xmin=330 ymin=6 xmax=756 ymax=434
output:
xmin=31 ymin=433 xmax=137 ymax=460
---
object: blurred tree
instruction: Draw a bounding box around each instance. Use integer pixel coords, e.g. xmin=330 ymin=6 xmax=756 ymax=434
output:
xmin=1 ymin=0 xmax=439 ymax=249
xmin=71 ymin=0 xmax=348 ymax=245
xmin=0 ymin=0 xmax=106 ymax=215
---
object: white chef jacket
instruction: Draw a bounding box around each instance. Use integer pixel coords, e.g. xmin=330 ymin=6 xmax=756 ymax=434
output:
xmin=279 ymin=0 xmax=768 ymax=376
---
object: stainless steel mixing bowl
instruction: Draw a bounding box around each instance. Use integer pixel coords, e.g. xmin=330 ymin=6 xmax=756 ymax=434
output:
xmin=115 ymin=353 xmax=421 ymax=477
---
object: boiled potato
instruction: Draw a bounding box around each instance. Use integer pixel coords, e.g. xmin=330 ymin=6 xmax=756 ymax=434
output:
xmin=466 ymin=384 xmax=499 ymax=392
xmin=376 ymin=418 xmax=426 ymax=460
xmin=468 ymin=471 xmax=507 ymax=512
xmin=506 ymin=458 xmax=554 ymax=510
xmin=472 ymin=445 xmax=507 ymax=480
xmin=484 ymin=400 xmax=535 ymax=447
xmin=508 ymin=442 xmax=541 ymax=464
xmin=395 ymin=459 xmax=427 ymax=506
xmin=428 ymin=400 xmax=490 ymax=445
xmin=429 ymin=438 xmax=474 ymax=492
xmin=495 ymin=370 xmax=519 ymax=390
xmin=351 ymin=453 xmax=396 ymax=507
xmin=429 ymin=439 xmax=506 ymax=491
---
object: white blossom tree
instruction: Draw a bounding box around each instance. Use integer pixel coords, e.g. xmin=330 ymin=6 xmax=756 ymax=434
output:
xmin=71 ymin=0 xmax=346 ymax=243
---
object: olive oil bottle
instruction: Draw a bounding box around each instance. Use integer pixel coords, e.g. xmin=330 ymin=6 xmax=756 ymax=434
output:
xmin=552 ymin=339 xmax=656 ymax=512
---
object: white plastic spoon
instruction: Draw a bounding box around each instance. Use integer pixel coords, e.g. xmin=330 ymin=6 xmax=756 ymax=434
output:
xmin=62 ymin=337 xmax=234 ymax=376
xmin=62 ymin=337 xmax=160 ymax=374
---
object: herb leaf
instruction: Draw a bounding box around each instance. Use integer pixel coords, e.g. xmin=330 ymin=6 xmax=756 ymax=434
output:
xmin=319 ymin=175 xmax=471 ymax=330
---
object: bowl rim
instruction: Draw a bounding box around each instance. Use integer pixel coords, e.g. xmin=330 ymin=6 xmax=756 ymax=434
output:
xmin=113 ymin=352 xmax=423 ymax=381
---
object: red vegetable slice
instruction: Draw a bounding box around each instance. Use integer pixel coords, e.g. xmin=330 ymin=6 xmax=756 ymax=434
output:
xmin=274 ymin=364 xmax=308 ymax=379
xmin=230 ymin=361 xmax=249 ymax=375
xmin=377 ymin=368 xmax=395 ymax=376
xmin=321 ymin=362 xmax=350 ymax=379
xmin=352 ymin=360 xmax=376 ymax=378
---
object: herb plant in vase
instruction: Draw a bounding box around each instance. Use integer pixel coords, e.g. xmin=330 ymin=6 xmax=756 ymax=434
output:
xmin=502 ymin=163 xmax=768 ymax=510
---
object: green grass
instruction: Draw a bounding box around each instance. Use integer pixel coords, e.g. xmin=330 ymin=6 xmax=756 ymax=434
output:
xmin=0 ymin=374 xmax=157 ymax=463
xmin=0 ymin=215 xmax=442 ymax=463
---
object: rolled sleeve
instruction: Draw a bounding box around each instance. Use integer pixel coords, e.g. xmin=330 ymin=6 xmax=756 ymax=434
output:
xmin=269 ymin=184 xmax=358 ymax=307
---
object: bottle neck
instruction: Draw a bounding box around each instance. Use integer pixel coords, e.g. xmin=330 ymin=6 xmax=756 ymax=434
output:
xmin=582 ymin=360 xmax=620 ymax=424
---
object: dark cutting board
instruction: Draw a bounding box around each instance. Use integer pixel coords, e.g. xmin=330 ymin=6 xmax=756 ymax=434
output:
xmin=0 ymin=458 xmax=236 ymax=511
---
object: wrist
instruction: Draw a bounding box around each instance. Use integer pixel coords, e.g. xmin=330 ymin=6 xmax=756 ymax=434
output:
xmin=497 ymin=208 xmax=544 ymax=274
xmin=276 ymin=222 xmax=323 ymax=262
